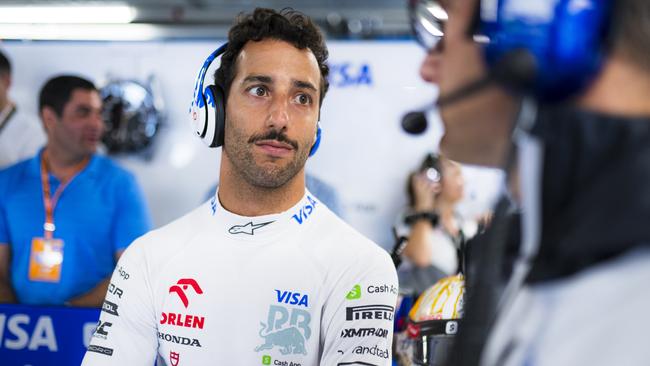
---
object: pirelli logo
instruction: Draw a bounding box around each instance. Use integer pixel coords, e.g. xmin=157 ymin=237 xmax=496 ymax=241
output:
xmin=345 ymin=305 xmax=394 ymax=321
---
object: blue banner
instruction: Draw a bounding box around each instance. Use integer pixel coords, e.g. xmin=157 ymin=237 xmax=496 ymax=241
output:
xmin=0 ymin=304 xmax=100 ymax=366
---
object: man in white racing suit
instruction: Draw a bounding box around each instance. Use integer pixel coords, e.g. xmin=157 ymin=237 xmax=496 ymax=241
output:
xmin=82 ymin=7 xmax=398 ymax=366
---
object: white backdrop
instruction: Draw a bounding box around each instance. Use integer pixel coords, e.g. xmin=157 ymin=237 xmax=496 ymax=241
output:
xmin=2 ymin=40 xmax=501 ymax=251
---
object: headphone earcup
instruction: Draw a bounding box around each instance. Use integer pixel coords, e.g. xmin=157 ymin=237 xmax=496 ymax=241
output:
xmin=309 ymin=123 xmax=322 ymax=157
xmin=189 ymin=43 xmax=229 ymax=148
xmin=206 ymin=84 xmax=226 ymax=148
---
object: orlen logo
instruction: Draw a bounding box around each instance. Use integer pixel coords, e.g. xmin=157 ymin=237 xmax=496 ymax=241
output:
xmin=292 ymin=196 xmax=317 ymax=225
xmin=160 ymin=313 xmax=205 ymax=329
xmin=169 ymin=278 xmax=203 ymax=308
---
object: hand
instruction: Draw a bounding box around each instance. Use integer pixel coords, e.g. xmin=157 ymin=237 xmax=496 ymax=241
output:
xmin=412 ymin=172 xmax=441 ymax=211
xmin=420 ymin=47 xmax=443 ymax=84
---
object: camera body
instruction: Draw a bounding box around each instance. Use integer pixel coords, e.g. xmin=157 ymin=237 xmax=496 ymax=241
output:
xmin=421 ymin=153 xmax=442 ymax=184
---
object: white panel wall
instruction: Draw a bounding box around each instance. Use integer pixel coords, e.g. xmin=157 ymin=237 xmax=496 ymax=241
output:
xmin=1 ymin=40 xmax=501 ymax=251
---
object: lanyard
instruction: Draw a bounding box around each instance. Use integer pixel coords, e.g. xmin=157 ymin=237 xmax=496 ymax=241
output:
xmin=40 ymin=150 xmax=89 ymax=239
xmin=0 ymin=103 xmax=16 ymax=135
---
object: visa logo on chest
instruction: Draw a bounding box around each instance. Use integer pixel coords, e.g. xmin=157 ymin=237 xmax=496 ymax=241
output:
xmin=275 ymin=289 xmax=309 ymax=307
xmin=292 ymin=196 xmax=318 ymax=225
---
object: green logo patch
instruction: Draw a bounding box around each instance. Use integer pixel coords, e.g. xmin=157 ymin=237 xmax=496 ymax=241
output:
xmin=346 ymin=284 xmax=361 ymax=300
xmin=262 ymin=355 xmax=272 ymax=365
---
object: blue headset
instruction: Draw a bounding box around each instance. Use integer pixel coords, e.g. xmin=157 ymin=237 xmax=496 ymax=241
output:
xmin=479 ymin=0 xmax=612 ymax=101
xmin=189 ymin=43 xmax=322 ymax=156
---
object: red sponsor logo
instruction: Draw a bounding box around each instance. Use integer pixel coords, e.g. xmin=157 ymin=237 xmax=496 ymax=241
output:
xmin=170 ymin=351 xmax=180 ymax=366
xmin=160 ymin=312 xmax=205 ymax=329
xmin=169 ymin=278 xmax=203 ymax=308
xmin=406 ymin=322 xmax=420 ymax=339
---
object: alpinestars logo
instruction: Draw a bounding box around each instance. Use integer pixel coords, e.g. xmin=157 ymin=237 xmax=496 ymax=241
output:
xmin=169 ymin=279 xmax=203 ymax=308
xmin=228 ymin=221 xmax=274 ymax=235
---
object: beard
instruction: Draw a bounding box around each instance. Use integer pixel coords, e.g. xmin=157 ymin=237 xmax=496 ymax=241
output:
xmin=223 ymin=120 xmax=312 ymax=189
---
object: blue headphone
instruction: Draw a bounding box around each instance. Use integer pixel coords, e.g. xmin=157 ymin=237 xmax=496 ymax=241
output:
xmin=479 ymin=0 xmax=612 ymax=101
xmin=189 ymin=43 xmax=322 ymax=156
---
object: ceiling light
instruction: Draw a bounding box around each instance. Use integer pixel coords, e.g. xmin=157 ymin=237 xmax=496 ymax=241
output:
xmin=0 ymin=24 xmax=158 ymax=41
xmin=0 ymin=5 xmax=136 ymax=24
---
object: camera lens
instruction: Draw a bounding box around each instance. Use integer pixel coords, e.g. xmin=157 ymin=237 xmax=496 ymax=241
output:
xmin=425 ymin=167 xmax=441 ymax=183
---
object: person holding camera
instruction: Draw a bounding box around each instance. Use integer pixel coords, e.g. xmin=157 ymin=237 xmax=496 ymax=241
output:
xmin=396 ymin=153 xmax=475 ymax=294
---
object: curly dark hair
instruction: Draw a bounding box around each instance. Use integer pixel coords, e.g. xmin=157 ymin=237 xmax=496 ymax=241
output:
xmin=214 ymin=8 xmax=329 ymax=107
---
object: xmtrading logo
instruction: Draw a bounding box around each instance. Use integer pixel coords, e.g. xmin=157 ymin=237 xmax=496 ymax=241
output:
xmin=346 ymin=284 xmax=361 ymax=300
xmin=262 ymin=355 xmax=272 ymax=365
xmin=169 ymin=278 xmax=203 ymax=308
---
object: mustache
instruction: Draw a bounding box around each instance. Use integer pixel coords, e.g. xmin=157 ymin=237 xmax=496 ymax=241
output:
xmin=248 ymin=129 xmax=299 ymax=150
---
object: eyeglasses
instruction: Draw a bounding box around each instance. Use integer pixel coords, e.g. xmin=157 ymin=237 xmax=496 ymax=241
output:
xmin=408 ymin=0 xmax=448 ymax=49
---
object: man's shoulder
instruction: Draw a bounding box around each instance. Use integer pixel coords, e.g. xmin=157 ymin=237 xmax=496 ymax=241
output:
xmin=124 ymin=202 xmax=211 ymax=260
xmin=0 ymin=156 xmax=32 ymax=176
xmin=311 ymin=207 xmax=391 ymax=264
xmin=0 ymin=156 xmax=36 ymax=192
xmin=87 ymin=155 xmax=144 ymax=195
xmin=90 ymin=155 xmax=135 ymax=179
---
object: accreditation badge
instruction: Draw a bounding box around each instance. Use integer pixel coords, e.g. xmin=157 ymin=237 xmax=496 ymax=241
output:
xmin=28 ymin=237 xmax=64 ymax=282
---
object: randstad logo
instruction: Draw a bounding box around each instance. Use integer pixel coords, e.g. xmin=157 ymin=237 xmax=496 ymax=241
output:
xmin=346 ymin=284 xmax=361 ymax=300
xmin=169 ymin=278 xmax=203 ymax=308
xmin=275 ymin=289 xmax=309 ymax=307
xmin=292 ymin=196 xmax=317 ymax=225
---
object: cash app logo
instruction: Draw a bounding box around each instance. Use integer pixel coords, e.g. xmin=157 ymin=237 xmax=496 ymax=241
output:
xmin=346 ymin=284 xmax=361 ymax=300
xmin=262 ymin=355 xmax=272 ymax=365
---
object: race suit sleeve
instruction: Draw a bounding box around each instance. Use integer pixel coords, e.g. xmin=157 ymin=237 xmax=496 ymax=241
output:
xmin=81 ymin=240 xmax=158 ymax=365
xmin=320 ymin=249 xmax=399 ymax=366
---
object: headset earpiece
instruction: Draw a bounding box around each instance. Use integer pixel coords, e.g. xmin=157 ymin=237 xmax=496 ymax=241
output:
xmin=189 ymin=43 xmax=228 ymax=148
xmin=205 ymin=84 xmax=226 ymax=147
xmin=481 ymin=0 xmax=612 ymax=101
xmin=309 ymin=123 xmax=322 ymax=157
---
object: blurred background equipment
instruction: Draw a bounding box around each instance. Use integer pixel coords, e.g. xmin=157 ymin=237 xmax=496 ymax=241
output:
xmin=100 ymin=77 xmax=164 ymax=155
xmin=394 ymin=274 xmax=465 ymax=366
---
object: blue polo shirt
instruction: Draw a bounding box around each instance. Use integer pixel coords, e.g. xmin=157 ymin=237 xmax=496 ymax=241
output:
xmin=0 ymin=150 xmax=151 ymax=305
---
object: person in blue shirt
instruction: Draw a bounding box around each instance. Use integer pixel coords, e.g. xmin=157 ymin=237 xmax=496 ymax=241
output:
xmin=0 ymin=75 xmax=151 ymax=306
